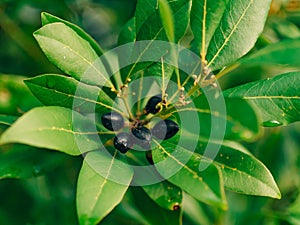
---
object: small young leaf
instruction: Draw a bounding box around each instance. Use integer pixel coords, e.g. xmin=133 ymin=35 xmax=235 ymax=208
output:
xmin=207 ymin=0 xmax=272 ymax=70
xmin=25 ymin=74 xmax=117 ymax=114
xmin=152 ymin=142 xmax=227 ymax=209
xmin=77 ymin=150 xmax=133 ymax=225
xmin=142 ymin=180 xmax=182 ymax=211
xmin=0 ymin=107 xmax=112 ymax=155
xmin=33 ymin=22 xmax=114 ymax=88
xmin=224 ymin=71 xmax=300 ymax=126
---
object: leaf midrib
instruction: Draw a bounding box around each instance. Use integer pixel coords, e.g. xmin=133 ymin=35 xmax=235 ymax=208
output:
xmin=89 ymin=150 xmax=118 ymax=216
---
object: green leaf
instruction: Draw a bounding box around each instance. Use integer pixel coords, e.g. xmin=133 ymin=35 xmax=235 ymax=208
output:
xmin=136 ymin=0 xmax=191 ymax=42
xmin=118 ymin=17 xmax=136 ymax=45
xmin=24 ymin=74 xmax=117 ymax=114
xmin=224 ymin=71 xmax=300 ymax=126
xmin=77 ymin=150 xmax=133 ymax=225
xmin=119 ymin=0 xmax=191 ymax=82
xmin=158 ymin=0 xmax=175 ymax=43
xmin=173 ymin=97 xmax=261 ymax=141
xmin=210 ymin=141 xmax=280 ymax=198
xmin=0 ymin=107 xmax=112 ymax=155
xmin=178 ymin=131 xmax=281 ymax=198
xmin=152 ymin=142 xmax=227 ymax=209
xmin=238 ymin=38 xmax=300 ymax=67
xmin=142 ymin=180 xmax=182 ymax=211
xmin=41 ymin=12 xmax=116 ymax=88
xmin=41 ymin=12 xmax=104 ymax=57
xmin=0 ymin=144 xmax=67 ymax=179
xmin=207 ymin=0 xmax=272 ymax=70
xmin=190 ymin=0 xmax=228 ymax=56
xmin=33 ymin=22 xmax=114 ymax=88
xmin=224 ymin=98 xmax=261 ymax=140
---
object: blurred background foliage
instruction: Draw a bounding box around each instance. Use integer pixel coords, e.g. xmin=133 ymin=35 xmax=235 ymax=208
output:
xmin=0 ymin=0 xmax=300 ymax=224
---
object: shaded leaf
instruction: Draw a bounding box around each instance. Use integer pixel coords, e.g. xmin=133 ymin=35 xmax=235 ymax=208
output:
xmin=0 ymin=107 xmax=113 ymax=155
xmin=207 ymin=0 xmax=272 ymax=70
xmin=0 ymin=74 xmax=41 ymax=115
xmin=224 ymin=72 xmax=300 ymax=126
xmin=33 ymin=22 xmax=114 ymax=88
xmin=0 ymin=144 xmax=67 ymax=179
xmin=172 ymin=97 xmax=261 ymax=141
xmin=238 ymin=38 xmax=300 ymax=67
xmin=0 ymin=115 xmax=18 ymax=127
xmin=118 ymin=17 xmax=136 ymax=46
xmin=130 ymin=187 xmax=182 ymax=225
xmin=24 ymin=74 xmax=118 ymax=114
xmin=77 ymin=150 xmax=133 ymax=225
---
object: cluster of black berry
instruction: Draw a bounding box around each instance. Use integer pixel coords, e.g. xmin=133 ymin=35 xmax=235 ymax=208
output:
xmin=100 ymin=96 xmax=179 ymax=154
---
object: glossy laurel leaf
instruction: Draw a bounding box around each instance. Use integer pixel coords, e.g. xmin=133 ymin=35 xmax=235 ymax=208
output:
xmin=190 ymin=0 xmax=228 ymax=56
xmin=224 ymin=71 xmax=300 ymax=127
xmin=77 ymin=151 xmax=133 ymax=225
xmin=33 ymin=22 xmax=114 ymax=88
xmin=0 ymin=107 xmax=113 ymax=155
xmin=24 ymin=74 xmax=116 ymax=114
xmin=206 ymin=0 xmax=272 ymax=70
xmin=152 ymin=142 xmax=227 ymax=209
xmin=41 ymin=12 xmax=104 ymax=57
xmin=176 ymin=130 xmax=281 ymax=199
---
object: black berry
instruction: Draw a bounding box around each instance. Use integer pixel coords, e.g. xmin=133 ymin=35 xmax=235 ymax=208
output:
xmin=145 ymin=95 xmax=162 ymax=114
xmin=152 ymin=119 xmax=179 ymax=140
xmin=131 ymin=126 xmax=152 ymax=149
xmin=101 ymin=111 xmax=124 ymax=131
xmin=113 ymin=132 xmax=133 ymax=153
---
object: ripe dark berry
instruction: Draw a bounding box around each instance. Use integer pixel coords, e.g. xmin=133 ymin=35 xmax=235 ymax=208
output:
xmin=132 ymin=126 xmax=152 ymax=142
xmin=131 ymin=126 xmax=152 ymax=150
xmin=101 ymin=111 xmax=124 ymax=131
xmin=152 ymin=119 xmax=179 ymax=140
xmin=145 ymin=95 xmax=162 ymax=114
xmin=113 ymin=132 xmax=133 ymax=153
